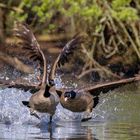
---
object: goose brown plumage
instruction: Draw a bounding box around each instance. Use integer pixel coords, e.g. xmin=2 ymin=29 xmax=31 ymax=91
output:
xmin=0 ymin=24 xmax=85 ymax=123
xmin=13 ymin=23 xmax=84 ymax=122
xmin=56 ymin=76 xmax=140 ymax=122
xmin=14 ymin=22 xmax=59 ymax=123
xmin=47 ymin=32 xmax=140 ymax=122
xmin=1 ymin=23 xmax=140 ymax=123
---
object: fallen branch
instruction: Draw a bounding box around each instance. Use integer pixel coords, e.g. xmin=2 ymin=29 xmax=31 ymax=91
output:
xmin=81 ymin=44 xmax=121 ymax=79
xmin=77 ymin=68 xmax=100 ymax=79
xmin=0 ymin=51 xmax=34 ymax=74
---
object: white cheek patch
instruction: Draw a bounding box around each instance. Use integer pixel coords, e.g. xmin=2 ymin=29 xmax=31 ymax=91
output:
xmin=64 ymin=97 xmax=68 ymax=101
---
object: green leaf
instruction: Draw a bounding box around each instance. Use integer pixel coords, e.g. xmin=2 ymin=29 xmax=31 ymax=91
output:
xmin=112 ymin=7 xmax=138 ymax=21
xmin=112 ymin=0 xmax=131 ymax=9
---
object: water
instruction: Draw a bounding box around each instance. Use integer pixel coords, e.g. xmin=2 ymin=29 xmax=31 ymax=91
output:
xmin=0 ymin=82 xmax=140 ymax=139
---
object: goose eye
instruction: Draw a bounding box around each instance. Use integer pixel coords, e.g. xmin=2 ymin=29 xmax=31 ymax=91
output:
xmin=64 ymin=92 xmax=70 ymax=97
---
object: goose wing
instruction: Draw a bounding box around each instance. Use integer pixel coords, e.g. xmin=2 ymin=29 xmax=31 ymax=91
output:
xmin=0 ymin=79 xmax=40 ymax=93
xmin=14 ymin=22 xmax=43 ymax=63
xmin=0 ymin=22 xmax=47 ymax=93
xmin=49 ymin=34 xmax=85 ymax=86
xmin=78 ymin=76 xmax=140 ymax=96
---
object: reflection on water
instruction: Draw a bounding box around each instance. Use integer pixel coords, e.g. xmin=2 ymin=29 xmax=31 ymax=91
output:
xmin=0 ymin=122 xmax=95 ymax=140
xmin=1 ymin=121 xmax=140 ymax=140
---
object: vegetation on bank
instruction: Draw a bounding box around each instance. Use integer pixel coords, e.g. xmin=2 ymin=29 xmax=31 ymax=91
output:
xmin=0 ymin=0 xmax=140 ymax=81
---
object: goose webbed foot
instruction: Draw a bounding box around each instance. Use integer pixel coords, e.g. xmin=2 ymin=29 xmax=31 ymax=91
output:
xmin=30 ymin=111 xmax=40 ymax=120
xmin=81 ymin=117 xmax=92 ymax=122
xmin=81 ymin=111 xmax=92 ymax=122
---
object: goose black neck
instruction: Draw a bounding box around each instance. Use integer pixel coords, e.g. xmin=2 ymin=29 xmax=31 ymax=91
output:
xmin=44 ymin=85 xmax=51 ymax=97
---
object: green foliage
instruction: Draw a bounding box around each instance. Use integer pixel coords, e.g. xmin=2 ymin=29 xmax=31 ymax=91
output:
xmin=8 ymin=0 xmax=103 ymax=33
xmin=81 ymin=5 xmax=102 ymax=19
xmin=18 ymin=1 xmax=95 ymax=19
xmin=112 ymin=7 xmax=138 ymax=21
xmin=112 ymin=0 xmax=131 ymax=9
xmin=111 ymin=0 xmax=138 ymax=21
xmin=3 ymin=0 xmax=140 ymax=34
xmin=11 ymin=0 xmax=63 ymax=23
xmin=62 ymin=2 xmax=81 ymax=17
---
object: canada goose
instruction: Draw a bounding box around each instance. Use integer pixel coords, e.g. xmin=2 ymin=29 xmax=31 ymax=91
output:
xmin=55 ymin=76 xmax=140 ymax=122
xmin=13 ymin=22 xmax=59 ymax=123
xmin=47 ymin=33 xmax=140 ymax=122
xmin=1 ymin=23 xmax=140 ymax=123
xmin=1 ymin=23 xmax=84 ymax=123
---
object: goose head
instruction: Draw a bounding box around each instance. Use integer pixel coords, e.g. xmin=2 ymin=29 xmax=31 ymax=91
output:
xmin=64 ymin=90 xmax=76 ymax=101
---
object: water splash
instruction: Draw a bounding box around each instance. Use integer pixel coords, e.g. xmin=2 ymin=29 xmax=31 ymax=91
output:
xmin=0 ymin=88 xmax=40 ymax=125
xmin=0 ymin=66 xmax=140 ymax=125
xmin=0 ymin=83 xmax=140 ymax=125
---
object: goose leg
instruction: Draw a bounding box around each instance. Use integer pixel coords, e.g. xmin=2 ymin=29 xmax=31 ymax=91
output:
xmin=49 ymin=116 xmax=52 ymax=123
xmin=30 ymin=109 xmax=40 ymax=119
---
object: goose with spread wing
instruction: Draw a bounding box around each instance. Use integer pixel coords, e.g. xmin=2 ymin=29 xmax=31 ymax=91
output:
xmin=55 ymin=76 xmax=140 ymax=122
xmin=13 ymin=22 xmax=60 ymax=123
xmin=0 ymin=23 xmax=84 ymax=123
xmin=48 ymin=33 xmax=140 ymax=122
xmin=1 ymin=23 xmax=140 ymax=123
